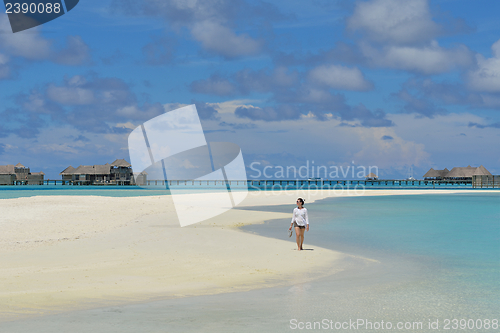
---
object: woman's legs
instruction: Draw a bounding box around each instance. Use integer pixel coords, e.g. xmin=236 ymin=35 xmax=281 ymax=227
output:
xmin=295 ymin=227 xmax=305 ymax=250
xmin=299 ymin=228 xmax=305 ymax=250
xmin=294 ymin=227 xmax=301 ymax=250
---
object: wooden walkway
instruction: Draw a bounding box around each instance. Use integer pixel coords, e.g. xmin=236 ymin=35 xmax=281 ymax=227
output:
xmin=472 ymin=175 xmax=500 ymax=188
xmin=4 ymin=177 xmax=499 ymax=188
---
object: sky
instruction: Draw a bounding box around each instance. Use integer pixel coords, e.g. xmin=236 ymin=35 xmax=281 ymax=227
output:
xmin=0 ymin=0 xmax=499 ymax=179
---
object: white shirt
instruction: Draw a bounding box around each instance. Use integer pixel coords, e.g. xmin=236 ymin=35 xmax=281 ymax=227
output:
xmin=291 ymin=207 xmax=309 ymax=226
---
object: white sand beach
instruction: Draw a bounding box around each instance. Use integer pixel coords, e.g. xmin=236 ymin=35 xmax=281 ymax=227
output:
xmin=0 ymin=189 xmax=494 ymax=321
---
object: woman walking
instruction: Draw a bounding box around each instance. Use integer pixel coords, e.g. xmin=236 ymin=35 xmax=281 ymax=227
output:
xmin=289 ymin=197 xmax=309 ymax=250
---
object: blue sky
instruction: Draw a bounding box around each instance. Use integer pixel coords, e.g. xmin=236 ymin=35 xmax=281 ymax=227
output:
xmin=0 ymin=0 xmax=499 ymax=179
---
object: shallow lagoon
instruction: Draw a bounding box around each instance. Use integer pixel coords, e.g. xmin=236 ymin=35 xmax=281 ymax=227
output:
xmin=1 ymin=193 xmax=498 ymax=332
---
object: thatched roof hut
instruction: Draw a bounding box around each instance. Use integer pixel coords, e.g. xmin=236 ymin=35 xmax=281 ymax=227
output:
xmin=60 ymin=159 xmax=134 ymax=184
xmin=446 ymin=166 xmax=476 ymax=179
xmin=0 ymin=165 xmax=15 ymax=175
xmin=59 ymin=166 xmax=76 ymax=175
xmin=0 ymin=164 xmax=43 ymax=183
xmin=111 ymin=159 xmax=132 ymax=168
xmin=423 ymin=168 xmax=437 ymax=178
xmin=423 ymin=168 xmax=449 ymax=179
xmin=424 ymin=165 xmax=492 ymax=180
xmin=73 ymin=164 xmax=111 ymax=175
xmin=366 ymin=172 xmax=378 ymax=179
xmin=473 ymin=165 xmax=492 ymax=176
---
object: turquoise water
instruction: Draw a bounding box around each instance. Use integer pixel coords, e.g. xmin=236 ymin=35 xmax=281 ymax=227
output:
xmin=242 ymin=193 xmax=500 ymax=329
xmin=0 ymin=185 xmax=240 ymax=199
xmin=312 ymin=194 xmax=500 ymax=274
xmin=1 ymin=193 xmax=499 ymax=332
xmin=0 ymin=184 xmax=494 ymax=200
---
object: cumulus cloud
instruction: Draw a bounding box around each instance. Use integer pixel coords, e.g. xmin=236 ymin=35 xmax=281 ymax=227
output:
xmin=393 ymin=89 xmax=448 ymax=118
xmin=468 ymin=121 xmax=500 ymax=129
xmin=352 ymin=126 xmax=431 ymax=169
xmin=0 ymin=15 xmax=51 ymax=60
xmin=190 ymin=67 xmax=299 ymax=96
xmin=360 ymin=41 xmax=473 ymax=75
xmin=394 ymin=77 xmax=500 ymax=113
xmin=235 ymin=104 xmax=301 ymax=121
xmin=347 ymin=0 xmax=471 ymax=46
xmin=0 ymin=53 xmax=11 ymax=79
xmin=191 ymin=21 xmax=262 ymax=58
xmin=112 ymin=0 xmax=281 ymax=59
xmin=0 ymin=15 xmax=91 ymax=75
xmin=47 ymin=77 xmax=95 ymax=105
xmin=162 ymin=100 xmax=220 ymax=120
xmin=347 ymin=0 xmax=441 ymax=45
xmin=467 ymin=39 xmax=500 ymax=92
xmin=205 ymin=111 xmax=431 ymax=175
xmin=342 ymin=0 xmax=474 ymax=75
xmin=1 ymin=74 xmax=169 ymax=137
xmin=307 ymin=64 xmax=373 ymax=91
xmin=342 ymin=105 xmax=394 ymax=127
xmin=1 ymin=71 xmax=225 ymax=141
xmin=191 ymin=66 xmax=391 ymax=126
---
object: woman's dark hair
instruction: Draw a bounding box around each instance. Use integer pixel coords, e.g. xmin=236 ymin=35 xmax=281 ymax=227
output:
xmin=297 ymin=197 xmax=305 ymax=205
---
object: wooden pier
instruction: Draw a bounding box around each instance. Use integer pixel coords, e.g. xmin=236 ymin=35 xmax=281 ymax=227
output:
xmin=3 ymin=177 xmax=499 ymax=188
xmin=472 ymin=175 xmax=500 ymax=188
xmin=244 ymin=179 xmax=474 ymax=188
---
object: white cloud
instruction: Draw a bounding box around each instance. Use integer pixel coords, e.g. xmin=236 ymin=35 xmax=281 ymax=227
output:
xmin=352 ymin=127 xmax=430 ymax=168
xmin=478 ymin=93 xmax=500 ymax=107
xmin=347 ymin=0 xmax=440 ymax=45
xmin=116 ymin=104 xmax=164 ymax=120
xmin=467 ymin=39 xmax=500 ymax=92
xmin=115 ymin=122 xmax=137 ymax=130
xmin=47 ymin=84 xmax=95 ymax=105
xmin=390 ymin=112 xmax=499 ymax=157
xmin=202 ymin=108 xmax=499 ymax=175
xmin=0 ymin=15 xmax=90 ymax=68
xmin=191 ymin=21 xmax=263 ymax=58
xmin=0 ymin=53 xmax=10 ymax=79
xmin=345 ymin=0 xmax=474 ymax=75
xmin=0 ymin=15 xmax=51 ymax=60
xmin=163 ymin=103 xmax=189 ymax=112
xmin=207 ymin=99 xmax=260 ymax=114
xmin=201 ymin=107 xmax=431 ymax=169
xmin=308 ymin=64 xmax=373 ymax=91
xmin=361 ymin=41 xmax=473 ymax=74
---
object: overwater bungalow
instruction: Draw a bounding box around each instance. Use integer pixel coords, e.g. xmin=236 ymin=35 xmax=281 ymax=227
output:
xmin=59 ymin=159 xmax=141 ymax=185
xmin=365 ymin=172 xmax=378 ymax=180
xmin=0 ymin=163 xmax=45 ymax=185
xmin=422 ymin=168 xmax=449 ymax=180
xmin=423 ymin=165 xmax=491 ymax=180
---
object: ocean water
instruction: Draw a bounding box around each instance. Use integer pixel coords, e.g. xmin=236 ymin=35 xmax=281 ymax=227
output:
xmin=0 ymin=181 xmax=493 ymax=200
xmin=1 ymin=193 xmax=499 ymax=332
xmin=0 ymin=185 xmax=237 ymax=199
